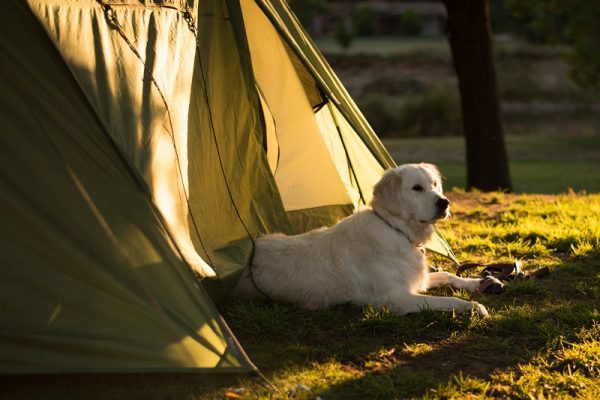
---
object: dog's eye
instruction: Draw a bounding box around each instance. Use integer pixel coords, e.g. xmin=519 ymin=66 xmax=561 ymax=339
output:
xmin=412 ymin=184 xmax=424 ymax=192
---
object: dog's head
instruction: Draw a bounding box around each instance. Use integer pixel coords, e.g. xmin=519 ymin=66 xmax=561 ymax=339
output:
xmin=372 ymin=163 xmax=450 ymax=225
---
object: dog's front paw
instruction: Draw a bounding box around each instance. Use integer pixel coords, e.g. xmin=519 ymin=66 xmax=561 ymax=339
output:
xmin=471 ymin=301 xmax=489 ymax=318
xmin=464 ymin=278 xmax=483 ymax=292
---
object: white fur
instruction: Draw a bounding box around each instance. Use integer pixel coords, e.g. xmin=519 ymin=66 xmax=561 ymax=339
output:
xmin=232 ymin=163 xmax=488 ymax=317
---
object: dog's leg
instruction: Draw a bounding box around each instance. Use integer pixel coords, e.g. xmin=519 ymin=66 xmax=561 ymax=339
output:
xmin=426 ymin=271 xmax=481 ymax=292
xmin=389 ymin=293 xmax=488 ymax=317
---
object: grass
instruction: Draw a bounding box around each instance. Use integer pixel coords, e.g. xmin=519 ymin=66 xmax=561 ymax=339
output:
xmin=2 ymin=134 xmax=599 ymax=400
xmin=314 ymin=36 xmax=451 ymax=57
xmin=313 ymin=36 xmax=564 ymax=58
xmin=383 ymin=134 xmax=600 ymax=193
xmin=210 ymin=191 xmax=600 ymax=400
xmin=325 ymin=35 xmax=600 ymax=141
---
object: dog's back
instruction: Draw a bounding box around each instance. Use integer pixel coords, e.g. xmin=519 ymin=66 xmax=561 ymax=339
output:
xmin=231 ymin=209 xmax=424 ymax=309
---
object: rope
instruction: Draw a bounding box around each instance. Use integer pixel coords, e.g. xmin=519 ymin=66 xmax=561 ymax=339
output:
xmin=183 ymin=10 xmax=254 ymax=241
xmin=335 ymin=126 xmax=366 ymax=206
xmin=328 ymin=104 xmax=366 ymax=206
xmin=245 ymin=237 xmax=270 ymax=299
xmin=183 ymin=10 xmax=267 ymax=296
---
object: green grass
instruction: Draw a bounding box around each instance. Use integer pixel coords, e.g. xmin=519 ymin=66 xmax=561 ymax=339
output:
xmin=314 ymin=36 xmax=451 ymax=57
xmin=213 ymin=191 xmax=600 ymax=399
xmin=383 ymin=134 xmax=600 ymax=193
xmin=313 ymin=36 xmax=564 ymax=58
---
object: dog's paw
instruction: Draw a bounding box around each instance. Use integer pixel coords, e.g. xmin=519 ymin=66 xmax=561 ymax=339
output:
xmin=471 ymin=301 xmax=489 ymax=318
xmin=464 ymin=278 xmax=484 ymax=292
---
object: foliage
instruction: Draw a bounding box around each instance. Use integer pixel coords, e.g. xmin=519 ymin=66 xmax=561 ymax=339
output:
xmin=503 ymin=0 xmax=600 ymax=92
xmin=359 ymin=88 xmax=461 ymax=138
xmin=400 ymin=9 xmax=423 ymax=36
xmin=357 ymin=94 xmax=400 ymax=137
xmin=489 ymin=0 xmax=519 ymax=34
xmin=334 ymin=21 xmax=353 ymax=51
xmin=352 ymin=5 xmax=376 ymax=37
xmin=397 ymin=87 xmax=462 ymax=137
xmin=288 ymin=0 xmax=326 ymax=28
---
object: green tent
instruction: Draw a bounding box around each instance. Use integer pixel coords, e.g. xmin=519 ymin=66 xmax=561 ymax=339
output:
xmin=0 ymin=0 xmax=456 ymax=374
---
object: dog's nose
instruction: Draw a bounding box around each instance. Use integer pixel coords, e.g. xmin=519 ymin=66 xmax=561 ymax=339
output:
xmin=436 ymin=198 xmax=450 ymax=209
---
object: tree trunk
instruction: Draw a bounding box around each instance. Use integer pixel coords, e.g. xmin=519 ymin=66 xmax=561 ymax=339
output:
xmin=442 ymin=0 xmax=512 ymax=192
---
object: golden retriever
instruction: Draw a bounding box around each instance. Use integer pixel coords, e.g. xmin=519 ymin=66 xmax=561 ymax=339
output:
xmin=232 ymin=163 xmax=488 ymax=317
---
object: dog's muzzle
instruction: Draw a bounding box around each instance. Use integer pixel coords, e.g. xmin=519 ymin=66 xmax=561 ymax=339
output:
xmin=436 ymin=197 xmax=450 ymax=218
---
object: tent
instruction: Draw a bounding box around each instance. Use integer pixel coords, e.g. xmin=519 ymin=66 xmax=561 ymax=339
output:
xmin=0 ymin=0 xmax=456 ymax=374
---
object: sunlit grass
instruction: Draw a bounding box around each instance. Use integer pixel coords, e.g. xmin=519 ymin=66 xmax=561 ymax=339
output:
xmin=434 ymin=324 xmax=600 ymax=399
xmin=440 ymin=192 xmax=600 ymax=261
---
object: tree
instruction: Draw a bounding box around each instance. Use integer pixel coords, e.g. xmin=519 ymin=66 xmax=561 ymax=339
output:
xmin=352 ymin=5 xmax=376 ymax=36
xmin=400 ymin=9 xmax=423 ymax=36
xmin=334 ymin=21 xmax=353 ymax=51
xmin=441 ymin=0 xmax=512 ymax=192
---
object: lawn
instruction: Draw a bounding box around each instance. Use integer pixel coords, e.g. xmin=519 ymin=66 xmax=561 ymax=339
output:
xmin=313 ymin=36 xmax=563 ymax=58
xmin=211 ymin=134 xmax=600 ymax=398
xmin=314 ymin=36 xmax=451 ymax=57
xmin=207 ymin=191 xmax=600 ymax=399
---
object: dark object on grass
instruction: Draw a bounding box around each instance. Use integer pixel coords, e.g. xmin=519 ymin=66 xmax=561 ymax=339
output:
xmin=478 ymin=276 xmax=505 ymax=294
xmin=527 ymin=266 xmax=550 ymax=279
xmin=457 ymin=261 xmax=549 ymax=295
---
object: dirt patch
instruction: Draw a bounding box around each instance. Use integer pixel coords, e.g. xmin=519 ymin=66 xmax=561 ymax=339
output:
xmin=326 ymin=54 xmax=456 ymax=98
xmin=446 ymin=191 xmax=558 ymax=217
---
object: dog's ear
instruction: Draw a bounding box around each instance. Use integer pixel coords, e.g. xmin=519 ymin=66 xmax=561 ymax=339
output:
xmin=373 ymin=169 xmax=403 ymax=214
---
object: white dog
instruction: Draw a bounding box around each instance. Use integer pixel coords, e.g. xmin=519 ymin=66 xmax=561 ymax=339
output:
xmin=232 ymin=163 xmax=488 ymax=317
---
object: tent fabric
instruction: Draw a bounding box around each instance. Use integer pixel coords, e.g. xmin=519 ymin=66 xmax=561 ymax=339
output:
xmin=241 ymin=0 xmax=354 ymax=211
xmin=0 ymin=0 xmax=457 ymax=375
xmin=187 ymin=0 xmax=290 ymax=284
xmin=0 ymin=0 xmax=253 ymax=374
xmin=253 ymin=0 xmax=396 ymax=171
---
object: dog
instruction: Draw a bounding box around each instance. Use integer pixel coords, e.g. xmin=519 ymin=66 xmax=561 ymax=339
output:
xmin=232 ymin=163 xmax=488 ymax=317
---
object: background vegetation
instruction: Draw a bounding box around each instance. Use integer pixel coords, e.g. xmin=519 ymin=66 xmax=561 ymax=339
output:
xmin=320 ymin=37 xmax=598 ymax=141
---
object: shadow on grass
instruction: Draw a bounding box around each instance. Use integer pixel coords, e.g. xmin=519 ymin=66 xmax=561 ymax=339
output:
xmin=0 ymin=371 xmax=258 ymax=400
xmin=315 ymin=304 xmax=598 ymax=399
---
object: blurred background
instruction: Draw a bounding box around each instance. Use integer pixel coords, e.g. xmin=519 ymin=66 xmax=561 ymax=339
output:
xmin=289 ymin=0 xmax=600 ymax=193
